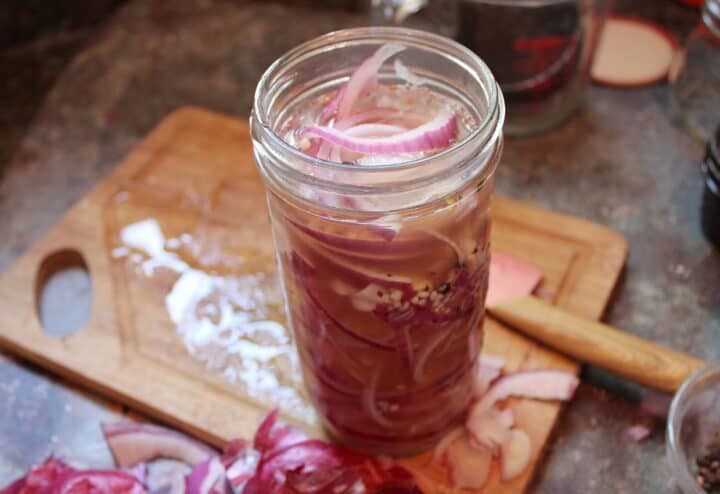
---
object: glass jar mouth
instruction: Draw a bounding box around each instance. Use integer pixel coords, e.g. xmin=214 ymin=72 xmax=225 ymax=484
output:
xmin=666 ymin=364 xmax=719 ymax=494
xmin=251 ymin=26 xmax=504 ymax=175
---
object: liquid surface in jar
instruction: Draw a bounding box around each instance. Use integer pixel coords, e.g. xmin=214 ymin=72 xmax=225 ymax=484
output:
xmin=276 ymin=44 xmax=479 ymax=166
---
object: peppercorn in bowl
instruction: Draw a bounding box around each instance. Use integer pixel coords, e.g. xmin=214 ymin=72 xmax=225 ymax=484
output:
xmin=668 ymin=364 xmax=720 ymax=493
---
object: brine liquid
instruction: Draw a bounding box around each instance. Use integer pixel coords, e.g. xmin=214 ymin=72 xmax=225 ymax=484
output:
xmin=278 ymin=84 xmax=478 ymax=165
xmin=270 ymin=85 xmax=491 ymax=455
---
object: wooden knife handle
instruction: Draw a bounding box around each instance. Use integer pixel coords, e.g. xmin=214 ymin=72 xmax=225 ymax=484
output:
xmin=488 ymin=296 xmax=705 ymax=393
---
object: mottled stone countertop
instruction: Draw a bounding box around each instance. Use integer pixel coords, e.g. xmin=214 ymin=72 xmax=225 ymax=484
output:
xmin=0 ymin=0 xmax=718 ymax=492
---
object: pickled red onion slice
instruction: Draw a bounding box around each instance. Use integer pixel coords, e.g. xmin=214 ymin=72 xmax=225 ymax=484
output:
xmin=300 ymin=43 xmax=461 ymax=167
xmin=334 ymin=108 xmax=429 ymax=130
xmin=344 ymin=123 xmax=408 ymax=138
xmin=299 ymin=112 xmax=457 ymax=155
xmin=336 ymin=43 xmax=406 ymax=120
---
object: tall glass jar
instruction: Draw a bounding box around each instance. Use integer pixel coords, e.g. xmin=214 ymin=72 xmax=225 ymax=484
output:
xmin=251 ymin=27 xmax=504 ymax=456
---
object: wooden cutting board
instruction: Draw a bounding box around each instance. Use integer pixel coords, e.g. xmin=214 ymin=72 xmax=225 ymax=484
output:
xmin=0 ymin=107 xmax=627 ymax=493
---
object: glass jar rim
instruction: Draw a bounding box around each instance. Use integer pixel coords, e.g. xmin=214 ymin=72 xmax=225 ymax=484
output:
xmin=666 ymin=364 xmax=719 ymax=494
xmin=251 ymin=26 xmax=503 ymax=175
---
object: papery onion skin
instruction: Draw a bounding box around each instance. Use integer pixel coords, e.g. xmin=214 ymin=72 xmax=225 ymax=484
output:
xmin=102 ymin=423 xmax=218 ymax=468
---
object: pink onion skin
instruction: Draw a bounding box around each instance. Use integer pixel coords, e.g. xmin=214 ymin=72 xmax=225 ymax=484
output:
xmin=252 ymin=410 xmax=309 ymax=457
xmin=474 ymin=355 xmax=505 ymax=397
xmin=0 ymin=477 xmax=25 ymax=494
xmin=57 ymin=470 xmax=146 ymax=494
xmin=220 ymin=439 xmax=258 ymax=489
xmin=225 ymin=456 xmax=258 ymax=490
xmin=184 ymin=458 xmax=226 ymax=494
xmin=474 ymin=369 xmax=580 ymax=413
xmin=299 ymin=113 xmax=457 ymax=155
xmin=2 ymin=458 xmax=147 ymax=494
xmin=466 ymin=407 xmax=514 ymax=454
xmin=220 ymin=439 xmax=248 ymax=469
xmin=102 ymin=423 xmax=217 ymax=468
xmin=241 ymin=410 xmax=422 ymax=494
xmin=500 ymin=429 xmax=532 ymax=482
xmin=1 ymin=458 xmax=74 ymax=494
xmin=627 ymin=425 xmax=651 ymax=442
xmin=125 ymin=463 xmax=147 ymax=485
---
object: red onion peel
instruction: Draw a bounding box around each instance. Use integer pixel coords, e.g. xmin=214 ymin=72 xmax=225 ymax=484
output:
xmin=102 ymin=423 xmax=217 ymax=468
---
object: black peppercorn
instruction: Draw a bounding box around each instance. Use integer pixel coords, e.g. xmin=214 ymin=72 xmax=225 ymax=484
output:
xmin=701 ymin=125 xmax=720 ymax=249
xmin=696 ymin=448 xmax=720 ymax=493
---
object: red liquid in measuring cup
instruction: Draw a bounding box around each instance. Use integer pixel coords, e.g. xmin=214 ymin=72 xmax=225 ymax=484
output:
xmin=458 ymin=1 xmax=590 ymax=131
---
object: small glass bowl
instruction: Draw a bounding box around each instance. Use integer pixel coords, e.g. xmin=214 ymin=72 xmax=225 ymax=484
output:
xmin=667 ymin=364 xmax=720 ymax=494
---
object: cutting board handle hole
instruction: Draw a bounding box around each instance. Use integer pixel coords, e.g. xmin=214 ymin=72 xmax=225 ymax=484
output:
xmin=35 ymin=249 xmax=93 ymax=338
